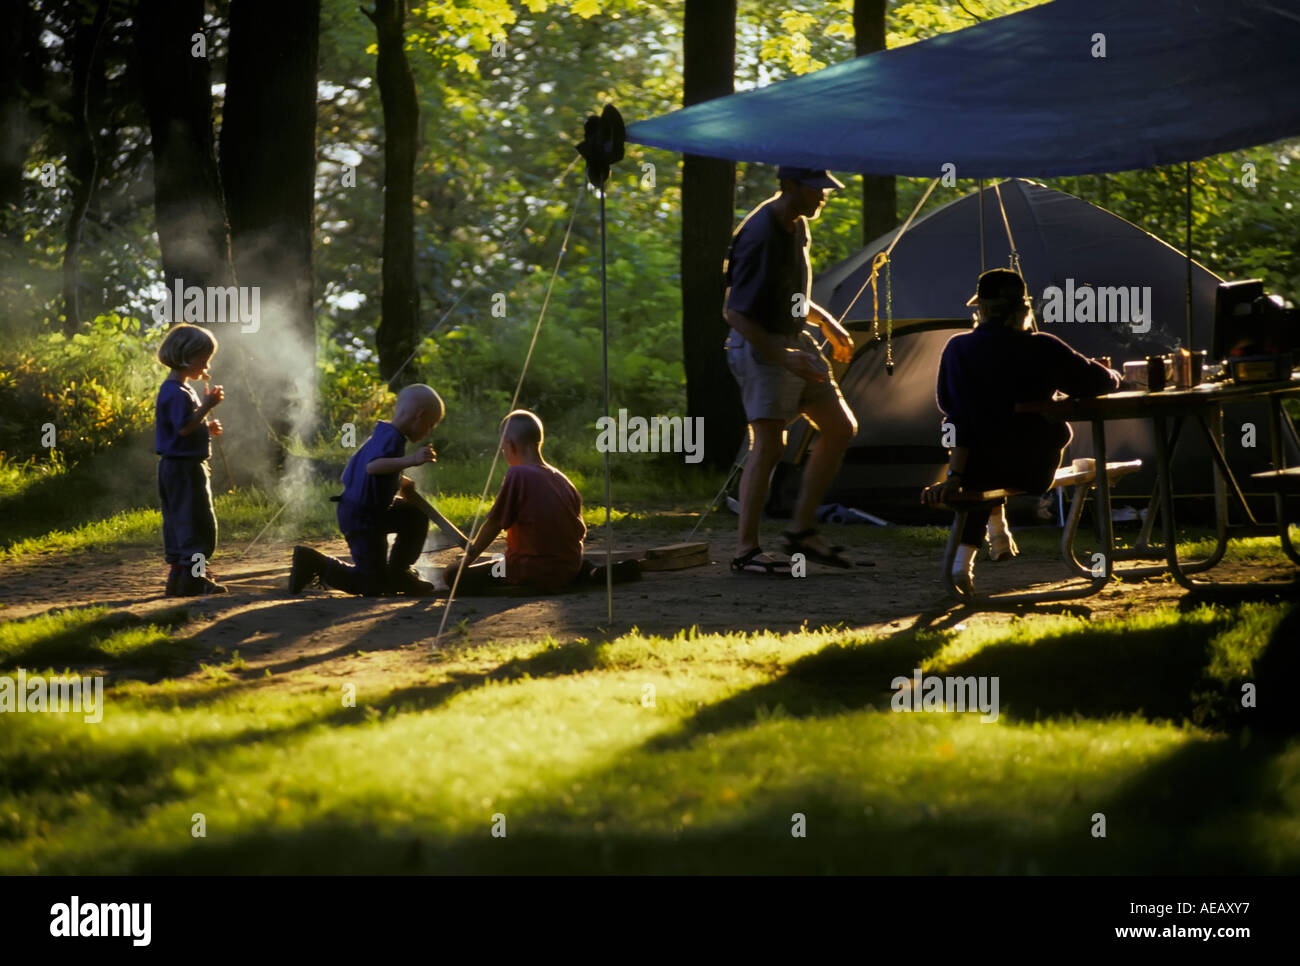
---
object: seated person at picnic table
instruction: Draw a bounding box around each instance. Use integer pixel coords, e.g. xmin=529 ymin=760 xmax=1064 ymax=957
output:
xmin=445 ymin=409 xmax=637 ymax=594
xmin=288 ymin=384 xmax=445 ymax=596
xmin=922 ymin=268 xmax=1120 ymax=594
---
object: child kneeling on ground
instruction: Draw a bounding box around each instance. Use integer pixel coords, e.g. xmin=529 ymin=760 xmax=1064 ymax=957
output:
xmin=446 ymin=409 xmax=639 ymax=594
xmin=289 ymin=384 xmax=444 ymax=596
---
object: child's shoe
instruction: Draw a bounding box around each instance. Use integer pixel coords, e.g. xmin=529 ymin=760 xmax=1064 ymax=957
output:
xmin=164 ymin=563 xmax=185 ymax=597
xmin=289 ymin=546 xmax=325 ymax=593
xmin=175 ymin=570 xmax=228 ymax=596
xmin=389 ymin=566 xmax=438 ymax=597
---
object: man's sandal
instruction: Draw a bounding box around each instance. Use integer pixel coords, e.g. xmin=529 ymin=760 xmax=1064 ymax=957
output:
xmin=782 ymin=528 xmax=854 ymax=569
xmin=730 ymin=547 xmax=792 ymax=575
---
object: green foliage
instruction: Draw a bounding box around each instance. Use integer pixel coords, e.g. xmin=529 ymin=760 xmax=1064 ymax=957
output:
xmin=743 ymin=0 xmax=1048 ymax=80
xmin=409 ymin=0 xmax=615 ymax=74
xmin=887 ymin=0 xmax=1049 ymax=49
xmin=316 ymin=340 xmax=397 ymax=437
xmin=0 ymin=315 xmax=158 ymax=471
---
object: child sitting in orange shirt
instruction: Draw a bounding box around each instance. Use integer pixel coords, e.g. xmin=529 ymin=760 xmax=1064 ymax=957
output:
xmin=445 ymin=410 xmax=637 ymax=593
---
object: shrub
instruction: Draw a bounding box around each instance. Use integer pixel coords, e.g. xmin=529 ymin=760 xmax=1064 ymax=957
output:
xmin=0 ymin=315 xmax=157 ymax=470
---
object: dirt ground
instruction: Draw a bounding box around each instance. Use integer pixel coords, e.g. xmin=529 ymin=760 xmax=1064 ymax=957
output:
xmin=4 ymin=522 xmax=1297 ymax=678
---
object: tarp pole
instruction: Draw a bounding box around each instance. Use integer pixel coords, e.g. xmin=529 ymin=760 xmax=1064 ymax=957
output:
xmin=1184 ymin=162 xmax=1193 ymax=349
xmin=978 ymin=178 xmax=986 ymax=273
xmin=600 ymin=185 xmax=613 ymax=623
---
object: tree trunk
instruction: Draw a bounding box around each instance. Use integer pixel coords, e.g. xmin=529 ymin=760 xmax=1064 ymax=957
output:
xmin=219 ymin=0 xmax=320 ymax=467
xmin=62 ymin=0 xmax=111 ymax=334
xmin=134 ymin=0 xmax=233 ymax=293
xmin=855 ymin=0 xmax=895 ymax=246
xmin=365 ymin=0 xmax=420 ymax=386
xmin=682 ymin=0 xmax=743 ymax=469
xmin=0 ymin=1 xmax=42 ymax=245
xmin=220 ymin=0 xmax=318 ymax=357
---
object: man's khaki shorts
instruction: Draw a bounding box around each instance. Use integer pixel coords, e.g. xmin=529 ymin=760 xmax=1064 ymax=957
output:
xmin=725 ymin=328 xmax=842 ymax=423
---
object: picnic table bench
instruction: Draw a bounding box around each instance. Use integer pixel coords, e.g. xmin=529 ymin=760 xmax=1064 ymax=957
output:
xmin=938 ymin=460 xmax=1143 ymax=603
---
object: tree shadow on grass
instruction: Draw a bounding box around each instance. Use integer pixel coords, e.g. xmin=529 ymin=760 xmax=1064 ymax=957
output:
xmin=1085 ymin=731 xmax=1293 ymax=873
xmin=0 ymin=606 xmax=197 ymax=677
xmin=133 ymin=622 xmax=613 ymax=714
xmin=77 ymin=733 xmax=1300 ymax=874
xmin=17 ymin=611 xmax=1300 ymax=874
xmin=904 ymin=600 xmax=1094 ymax=635
xmin=643 ymin=602 xmax=1274 ymax=755
xmin=639 ymin=628 xmax=944 ymax=753
xmin=922 ymin=620 xmax=1235 ymax=726
xmin=1 ymin=634 xmax=616 ymax=824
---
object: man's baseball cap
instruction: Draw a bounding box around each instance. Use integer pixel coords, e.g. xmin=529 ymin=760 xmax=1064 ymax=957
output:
xmin=777 ymin=166 xmax=845 ymax=190
xmin=965 ymin=268 xmax=1028 ymax=307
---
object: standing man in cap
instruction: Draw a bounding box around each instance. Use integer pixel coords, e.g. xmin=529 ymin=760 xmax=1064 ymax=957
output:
xmin=722 ymin=166 xmax=859 ymax=574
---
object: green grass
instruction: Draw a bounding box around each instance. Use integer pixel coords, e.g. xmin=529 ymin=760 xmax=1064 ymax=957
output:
xmin=0 ymin=485 xmax=338 ymax=561
xmin=0 ymin=606 xmax=196 ymax=677
xmin=1 ymin=600 xmax=1296 ymax=874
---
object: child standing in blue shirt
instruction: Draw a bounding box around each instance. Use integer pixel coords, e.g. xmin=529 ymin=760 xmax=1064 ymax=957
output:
xmin=155 ymin=323 xmax=227 ymax=596
xmin=289 ymin=384 xmax=444 ymax=596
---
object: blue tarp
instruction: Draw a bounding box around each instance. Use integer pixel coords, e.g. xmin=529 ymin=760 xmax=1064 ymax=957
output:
xmin=626 ymin=0 xmax=1300 ymax=177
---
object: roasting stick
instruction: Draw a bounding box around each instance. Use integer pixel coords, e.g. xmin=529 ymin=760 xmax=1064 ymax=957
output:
xmin=398 ymin=484 xmax=470 ymax=549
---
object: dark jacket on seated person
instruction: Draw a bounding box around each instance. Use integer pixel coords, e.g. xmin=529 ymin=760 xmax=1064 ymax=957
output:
xmin=937 ymin=325 xmax=1120 ymax=493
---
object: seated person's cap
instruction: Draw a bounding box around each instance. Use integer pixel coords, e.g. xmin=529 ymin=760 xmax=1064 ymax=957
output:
xmin=777 ymin=166 xmax=845 ymax=190
xmin=965 ymin=268 xmax=1028 ymax=307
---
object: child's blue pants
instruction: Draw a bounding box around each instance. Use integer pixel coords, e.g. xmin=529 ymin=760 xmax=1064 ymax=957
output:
xmin=159 ymin=457 xmax=217 ymax=568
xmin=324 ymin=503 xmax=429 ymax=595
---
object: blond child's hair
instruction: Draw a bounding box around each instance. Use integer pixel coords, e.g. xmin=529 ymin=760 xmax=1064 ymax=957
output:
xmin=157 ymin=324 xmax=218 ymax=370
xmin=393 ymin=383 xmax=445 ymax=425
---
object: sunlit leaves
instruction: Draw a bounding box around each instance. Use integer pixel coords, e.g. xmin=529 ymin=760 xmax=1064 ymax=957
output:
xmin=412 ymin=0 xmax=611 ymax=73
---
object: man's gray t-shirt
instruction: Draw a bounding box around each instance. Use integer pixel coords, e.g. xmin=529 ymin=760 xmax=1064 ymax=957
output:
xmin=723 ymin=198 xmax=811 ymax=337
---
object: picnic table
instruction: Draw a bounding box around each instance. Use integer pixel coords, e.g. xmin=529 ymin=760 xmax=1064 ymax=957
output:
xmin=1018 ymin=373 xmax=1300 ymax=592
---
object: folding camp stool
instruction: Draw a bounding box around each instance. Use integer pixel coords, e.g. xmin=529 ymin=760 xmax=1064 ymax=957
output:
xmin=939 ymin=459 xmax=1143 ymax=603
